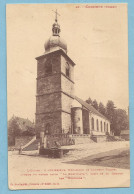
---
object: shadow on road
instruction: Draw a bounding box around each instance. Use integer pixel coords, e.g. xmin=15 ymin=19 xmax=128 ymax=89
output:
xmin=64 ymin=148 xmax=130 ymax=169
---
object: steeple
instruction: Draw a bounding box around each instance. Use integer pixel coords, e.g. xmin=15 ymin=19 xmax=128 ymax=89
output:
xmin=44 ymin=9 xmax=67 ymax=53
xmin=52 ymin=9 xmax=60 ymax=36
xmin=36 ymin=10 xmax=75 ymax=138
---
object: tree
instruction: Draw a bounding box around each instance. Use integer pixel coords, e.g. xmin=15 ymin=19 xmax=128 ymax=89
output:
xmin=105 ymin=100 xmax=129 ymax=136
xmin=106 ymin=100 xmax=115 ymax=119
xmin=92 ymin=99 xmax=99 ymax=110
xmin=22 ymin=125 xmax=35 ymax=136
xmin=86 ymin=97 xmax=93 ymax=105
xmin=114 ymin=109 xmax=129 ymax=136
xmin=98 ymin=102 xmax=106 ymax=116
xmin=105 ymin=100 xmax=115 ymax=133
xmin=8 ymin=118 xmax=21 ymax=145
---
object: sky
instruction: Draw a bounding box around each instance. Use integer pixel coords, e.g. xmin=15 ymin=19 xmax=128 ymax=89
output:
xmin=7 ymin=4 xmax=129 ymax=121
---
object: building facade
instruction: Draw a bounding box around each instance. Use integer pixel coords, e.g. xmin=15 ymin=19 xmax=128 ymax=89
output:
xmin=35 ymin=12 xmax=110 ymax=138
xmin=72 ymin=97 xmax=110 ymax=136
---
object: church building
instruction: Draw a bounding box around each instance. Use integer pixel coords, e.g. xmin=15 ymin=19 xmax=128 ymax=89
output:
xmin=35 ymin=11 xmax=110 ymax=139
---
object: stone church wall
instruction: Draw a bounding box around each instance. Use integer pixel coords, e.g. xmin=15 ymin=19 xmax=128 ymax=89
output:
xmin=82 ymin=109 xmax=90 ymax=134
xmin=61 ymin=112 xmax=71 ymax=134
xmin=37 ymin=74 xmax=61 ymax=95
xmin=37 ymin=53 xmax=61 ymax=78
xmin=37 ymin=58 xmax=45 ymax=78
xmin=36 ymin=111 xmax=62 ymax=136
xmin=15 ymin=135 xmax=36 ymax=149
xmin=61 ymin=93 xmax=73 ymax=114
xmin=61 ymin=55 xmax=74 ymax=81
xmin=71 ymin=107 xmax=83 ymax=134
xmin=90 ymin=112 xmax=110 ymax=135
xmin=36 ymin=51 xmax=75 ymax=137
xmin=61 ymin=74 xmax=74 ymax=96
xmin=36 ymin=92 xmax=61 ymax=113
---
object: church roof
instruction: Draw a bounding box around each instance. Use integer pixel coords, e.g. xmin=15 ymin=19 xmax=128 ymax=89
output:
xmin=44 ymin=36 xmax=67 ymax=53
xmin=74 ymin=96 xmax=109 ymax=121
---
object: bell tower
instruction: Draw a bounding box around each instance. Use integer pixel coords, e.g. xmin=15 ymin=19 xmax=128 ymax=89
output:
xmin=35 ymin=11 xmax=76 ymax=137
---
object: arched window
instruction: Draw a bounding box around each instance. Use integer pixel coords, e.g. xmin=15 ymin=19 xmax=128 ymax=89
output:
xmin=96 ymin=119 xmax=99 ymax=131
xmin=66 ymin=62 xmax=70 ymax=77
xmin=45 ymin=123 xmax=51 ymax=135
xmin=100 ymin=121 xmax=102 ymax=132
xmin=104 ymin=122 xmax=106 ymax=132
xmin=92 ymin=117 xmax=94 ymax=130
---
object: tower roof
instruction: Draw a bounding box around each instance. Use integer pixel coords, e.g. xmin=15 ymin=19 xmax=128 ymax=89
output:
xmin=44 ymin=9 xmax=67 ymax=53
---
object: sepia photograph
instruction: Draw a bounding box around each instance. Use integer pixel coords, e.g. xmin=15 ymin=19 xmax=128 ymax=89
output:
xmin=7 ymin=3 xmax=129 ymax=189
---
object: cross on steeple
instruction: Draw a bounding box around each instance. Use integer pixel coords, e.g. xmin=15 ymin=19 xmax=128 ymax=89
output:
xmin=52 ymin=9 xmax=60 ymax=22
xmin=52 ymin=9 xmax=61 ymax=36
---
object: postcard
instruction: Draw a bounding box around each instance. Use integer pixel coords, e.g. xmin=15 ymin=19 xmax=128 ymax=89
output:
xmin=7 ymin=3 xmax=129 ymax=189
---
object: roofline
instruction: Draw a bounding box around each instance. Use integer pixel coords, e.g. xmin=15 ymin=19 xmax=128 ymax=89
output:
xmin=35 ymin=49 xmax=76 ymax=66
xmin=84 ymin=106 xmax=110 ymax=121
xmin=74 ymin=96 xmax=110 ymax=122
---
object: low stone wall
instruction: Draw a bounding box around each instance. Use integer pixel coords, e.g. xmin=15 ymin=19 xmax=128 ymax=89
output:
xmin=15 ymin=135 xmax=36 ymax=149
xmin=91 ymin=131 xmax=106 ymax=136
xmin=70 ymin=134 xmax=94 ymax=144
xmin=71 ymin=134 xmax=90 ymax=137
xmin=43 ymin=134 xmax=75 ymax=148
xmin=121 ymin=134 xmax=129 ymax=141
xmin=91 ymin=135 xmax=107 ymax=143
xmin=40 ymin=133 xmax=107 ymax=148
